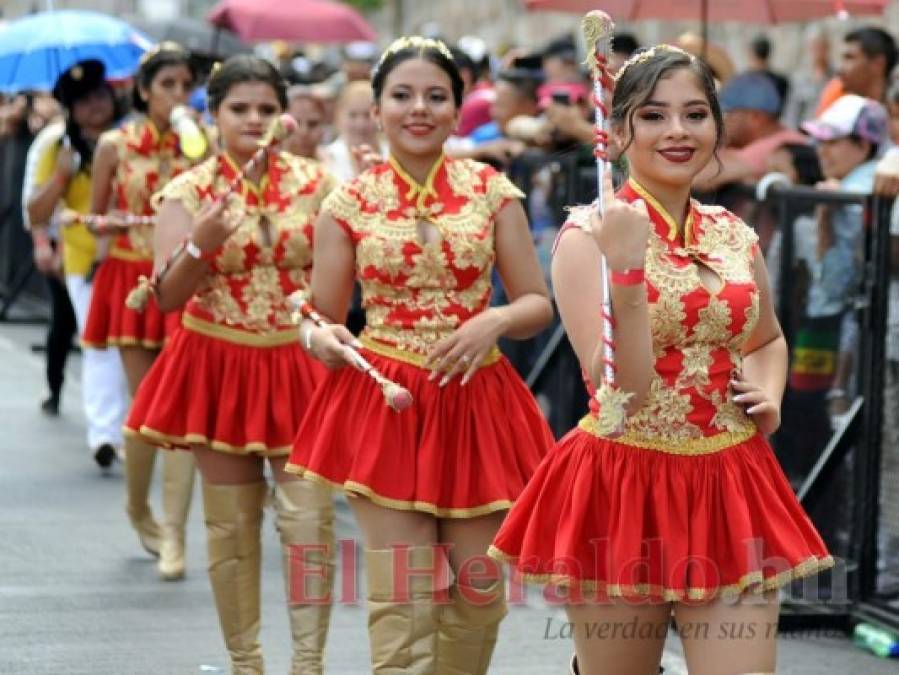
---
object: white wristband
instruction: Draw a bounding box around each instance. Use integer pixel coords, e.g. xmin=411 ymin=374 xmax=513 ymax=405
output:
xmin=300 ymin=322 xmax=314 ymax=351
xmin=184 ymin=239 xmax=206 ymax=261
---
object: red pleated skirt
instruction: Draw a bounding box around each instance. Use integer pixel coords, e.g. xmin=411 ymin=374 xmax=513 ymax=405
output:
xmin=489 ymin=426 xmax=834 ymax=602
xmin=285 ymin=349 xmax=554 ymax=517
xmin=125 ymin=323 xmax=325 ymax=456
xmin=82 ymin=256 xmax=177 ymax=349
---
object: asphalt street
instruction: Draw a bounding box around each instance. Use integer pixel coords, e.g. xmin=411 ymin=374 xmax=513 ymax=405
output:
xmin=1 ymin=320 xmax=896 ymax=674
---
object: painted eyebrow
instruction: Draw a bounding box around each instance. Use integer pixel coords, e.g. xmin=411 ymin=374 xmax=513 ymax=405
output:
xmin=641 ymin=99 xmax=710 ymax=107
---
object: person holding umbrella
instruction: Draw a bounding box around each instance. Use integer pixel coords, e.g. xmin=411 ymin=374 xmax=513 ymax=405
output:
xmin=25 ymin=60 xmax=129 ymax=467
xmin=83 ymin=43 xmax=205 ymax=581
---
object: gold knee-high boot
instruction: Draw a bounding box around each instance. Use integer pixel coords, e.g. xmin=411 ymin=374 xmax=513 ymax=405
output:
xmin=273 ymin=479 xmax=336 ymax=675
xmin=203 ymin=481 xmax=267 ymax=675
xmin=366 ymin=545 xmax=448 ymax=675
xmin=123 ymin=435 xmax=160 ymax=556
xmin=435 ymin=578 xmax=507 ymax=675
xmin=158 ymin=450 xmax=196 ymax=581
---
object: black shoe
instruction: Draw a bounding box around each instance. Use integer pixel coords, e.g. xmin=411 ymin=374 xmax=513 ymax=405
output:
xmin=40 ymin=394 xmax=60 ymax=416
xmin=93 ymin=443 xmax=117 ymax=470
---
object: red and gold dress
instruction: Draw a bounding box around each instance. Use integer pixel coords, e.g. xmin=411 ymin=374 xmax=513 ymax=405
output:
xmin=490 ymin=179 xmax=834 ymax=601
xmin=285 ymin=155 xmax=554 ymax=516
xmin=124 ymin=151 xmax=332 ymax=454
xmin=82 ymin=118 xmax=197 ymax=349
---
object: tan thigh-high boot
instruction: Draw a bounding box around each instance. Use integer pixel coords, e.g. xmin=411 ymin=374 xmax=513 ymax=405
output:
xmin=435 ymin=577 xmax=507 ymax=675
xmin=123 ymin=435 xmax=160 ymax=556
xmin=366 ymin=544 xmax=449 ymax=674
xmin=273 ymin=479 xmax=336 ymax=675
xmin=203 ymin=481 xmax=267 ymax=675
xmin=158 ymin=449 xmax=196 ymax=580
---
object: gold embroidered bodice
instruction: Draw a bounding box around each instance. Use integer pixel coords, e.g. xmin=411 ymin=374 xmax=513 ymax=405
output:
xmin=570 ymin=179 xmax=762 ymax=452
xmin=154 ymin=151 xmax=333 ymax=334
xmin=322 ymin=154 xmax=524 ymax=356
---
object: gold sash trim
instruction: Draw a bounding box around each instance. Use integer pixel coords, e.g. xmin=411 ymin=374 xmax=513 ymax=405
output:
xmin=182 ymin=313 xmax=298 ymax=347
xmin=577 ymin=414 xmax=758 ymax=455
xmin=358 ymin=335 xmax=502 ymax=370
xmin=109 ymin=243 xmax=152 ymax=262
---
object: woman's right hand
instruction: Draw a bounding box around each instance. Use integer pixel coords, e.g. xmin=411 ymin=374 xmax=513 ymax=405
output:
xmin=590 ymin=168 xmax=651 ymax=271
xmin=190 ymin=197 xmax=242 ymax=254
xmin=308 ymin=323 xmax=363 ymax=370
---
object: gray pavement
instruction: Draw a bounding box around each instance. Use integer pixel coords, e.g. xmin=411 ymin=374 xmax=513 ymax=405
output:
xmin=1 ymin=321 xmax=897 ymax=674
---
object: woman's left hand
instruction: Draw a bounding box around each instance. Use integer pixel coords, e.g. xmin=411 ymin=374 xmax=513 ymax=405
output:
xmin=731 ymin=374 xmax=781 ymax=435
xmin=425 ymin=308 xmax=508 ymax=387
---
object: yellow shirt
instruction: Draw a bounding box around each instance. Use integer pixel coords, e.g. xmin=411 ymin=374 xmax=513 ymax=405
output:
xmin=32 ymin=126 xmax=96 ymax=276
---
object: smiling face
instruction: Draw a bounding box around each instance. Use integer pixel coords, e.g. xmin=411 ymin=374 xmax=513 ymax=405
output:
xmin=213 ymin=81 xmax=283 ymax=162
xmin=373 ymin=57 xmax=459 ymax=162
xmin=614 ymin=67 xmax=718 ymax=194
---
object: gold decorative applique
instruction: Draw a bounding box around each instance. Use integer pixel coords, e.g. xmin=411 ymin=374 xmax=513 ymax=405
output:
xmin=649 ymin=293 xmax=687 ymax=356
xmin=593 ymin=384 xmax=633 ymax=435
xmin=709 ymin=389 xmax=755 ymax=434
xmin=184 ymin=152 xmax=327 ymax=334
xmin=563 ymin=204 xmax=595 ymax=233
xmin=626 ymin=376 xmax=702 ymax=441
xmin=338 ymin=158 xmax=511 ymax=356
xmin=732 ymin=291 xmax=761 ymax=348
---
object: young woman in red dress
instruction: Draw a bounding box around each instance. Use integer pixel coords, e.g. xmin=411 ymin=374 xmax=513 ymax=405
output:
xmin=285 ymin=36 xmax=555 ymax=673
xmin=83 ymin=43 xmax=202 ymax=580
xmin=124 ymin=56 xmax=335 ymax=674
xmin=489 ymin=46 xmax=834 ymax=675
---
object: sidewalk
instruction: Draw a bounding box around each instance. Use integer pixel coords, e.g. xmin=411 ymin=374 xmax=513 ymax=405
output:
xmin=1 ymin=321 xmax=896 ymax=674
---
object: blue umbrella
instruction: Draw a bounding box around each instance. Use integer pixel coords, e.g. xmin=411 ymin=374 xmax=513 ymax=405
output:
xmin=0 ymin=9 xmax=154 ymax=94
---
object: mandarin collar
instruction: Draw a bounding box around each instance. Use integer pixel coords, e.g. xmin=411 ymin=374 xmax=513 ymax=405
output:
xmin=618 ymin=178 xmax=700 ymax=250
xmin=387 ymin=153 xmax=444 ymax=210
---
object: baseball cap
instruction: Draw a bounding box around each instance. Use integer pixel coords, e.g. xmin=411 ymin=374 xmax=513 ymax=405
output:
xmin=801 ymin=94 xmax=888 ymax=145
xmin=719 ymin=72 xmax=781 ymax=115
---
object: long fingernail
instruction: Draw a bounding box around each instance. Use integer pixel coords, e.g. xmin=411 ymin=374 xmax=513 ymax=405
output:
xmin=428 ymin=371 xmax=437 ymax=381
xmin=439 ymin=376 xmax=449 ymax=387
xmin=733 ymin=394 xmax=747 ymax=402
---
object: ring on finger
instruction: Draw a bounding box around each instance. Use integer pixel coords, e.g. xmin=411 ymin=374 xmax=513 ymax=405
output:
xmin=459 ymin=354 xmax=472 ymax=364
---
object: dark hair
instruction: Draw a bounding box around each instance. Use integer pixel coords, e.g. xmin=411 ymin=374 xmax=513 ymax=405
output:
xmin=207 ymin=55 xmax=288 ymax=112
xmin=449 ymin=46 xmax=475 ymax=83
xmin=611 ymin=48 xmax=724 ymax=157
xmin=778 ymin=143 xmax=823 ymax=186
xmin=847 ymin=134 xmax=880 ymax=161
xmin=845 ymin=27 xmax=898 ymax=77
xmin=371 ymin=39 xmax=465 ymax=107
xmin=64 ymin=86 xmax=125 ymax=172
xmin=611 ymin=33 xmax=640 ymax=58
xmin=496 ymin=69 xmax=541 ymax=104
xmin=751 ymin=35 xmax=771 ymax=61
xmin=132 ymin=43 xmax=197 ymax=113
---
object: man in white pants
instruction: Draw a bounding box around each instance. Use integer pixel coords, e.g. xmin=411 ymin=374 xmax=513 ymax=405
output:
xmin=23 ymin=61 xmax=128 ymax=469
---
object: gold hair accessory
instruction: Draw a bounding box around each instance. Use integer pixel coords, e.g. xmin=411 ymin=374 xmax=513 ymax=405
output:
xmin=614 ymin=44 xmax=694 ymax=82
xmin=210 ymin=61 xmax=223 ymax=77
xmin=373 ymin=36 xmax=454 ymax=76
xmin=139 ymin=41 xmax=189 ymax=67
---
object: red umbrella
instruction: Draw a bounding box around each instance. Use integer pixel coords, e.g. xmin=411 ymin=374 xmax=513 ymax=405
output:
xmin=208 ymin=0 xmax=377 ymax=43
xmin=524 ymin=0 xmax=888 ymax=22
